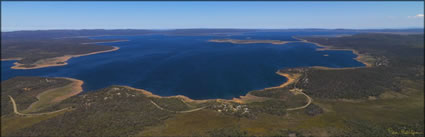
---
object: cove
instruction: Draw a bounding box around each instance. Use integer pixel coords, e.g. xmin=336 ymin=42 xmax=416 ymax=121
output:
xmin=1 ymin=32 xmax=365 ymax=99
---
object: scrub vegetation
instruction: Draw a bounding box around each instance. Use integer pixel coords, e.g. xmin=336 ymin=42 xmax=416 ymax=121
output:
xmin=1 ymin=32 xmax=423 ymax=137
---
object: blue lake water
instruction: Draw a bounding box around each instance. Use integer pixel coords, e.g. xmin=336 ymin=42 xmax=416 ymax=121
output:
xmin=1 ymin=32 xmax=364 ymax=99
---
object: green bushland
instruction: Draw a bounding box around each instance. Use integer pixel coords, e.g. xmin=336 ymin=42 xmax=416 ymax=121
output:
xmin=2 ymin=38 xmax=116 ymax=65
xmin=6 ymin=86 xmax=174 ymax=137
xmin=150 ymin=97 xmax=192 ymax=111
xmin=1 ymin=77 xmax=71 ymax=115
xmin=296 ymin=34 xmax=424 ymax=99
xmin=1 ymin=33 xmax=423 ymax=137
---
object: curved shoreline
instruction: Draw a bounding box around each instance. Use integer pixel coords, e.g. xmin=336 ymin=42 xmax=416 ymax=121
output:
xmin=265 ymin=71 xmax=300 ymax=90
xmin=128 ymin=37 xmax=373 ymax=104
xmin=52 ymin=78 xmax=84 ymax=102
xmin=3 ymin=36 xmax=374 ymax=109
xmin=5 ymin=46 xmax=120 ymax=70
xmin=121 ymin=70 xmax=302 ymax=105
xmin=292 ymin=36 xmax=373 ymax=68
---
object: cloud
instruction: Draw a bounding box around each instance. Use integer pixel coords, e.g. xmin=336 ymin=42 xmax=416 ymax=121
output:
xmin=408 ymin=14 xmax=424 ymax=18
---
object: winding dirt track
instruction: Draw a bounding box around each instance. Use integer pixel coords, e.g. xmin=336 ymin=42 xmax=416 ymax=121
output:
xmin=281 ymin=71 xmax=313 ymax=111
xmin=8 ymin=95 xmax=70 ymax=116
xmin=286 ymin=90 xmax=312 ymax=111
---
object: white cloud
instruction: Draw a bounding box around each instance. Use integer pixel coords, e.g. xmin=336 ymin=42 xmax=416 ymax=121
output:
xmin=408 ymin=14 xmax=424 ymax=18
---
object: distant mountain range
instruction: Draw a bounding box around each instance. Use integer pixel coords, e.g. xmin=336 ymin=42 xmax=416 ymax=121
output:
xmin=2 ymin=28 xmax=423 ymax=40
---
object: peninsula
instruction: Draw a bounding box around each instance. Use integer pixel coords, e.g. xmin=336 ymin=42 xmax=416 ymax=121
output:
xmin=1 ymin=38 xmax=125 ymax=69
xmin=9 ymin=46 xmax=120 ymax=70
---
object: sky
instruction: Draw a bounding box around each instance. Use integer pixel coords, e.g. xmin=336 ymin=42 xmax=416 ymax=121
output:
xmin=1 ymin=2 xmax=424 ymax=31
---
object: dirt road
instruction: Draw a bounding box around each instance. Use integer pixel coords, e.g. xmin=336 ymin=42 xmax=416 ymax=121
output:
xmin=8 ymin=95 xmax=70 ymax=116
xmin=150 ymin=100 xmax=206 ymax=113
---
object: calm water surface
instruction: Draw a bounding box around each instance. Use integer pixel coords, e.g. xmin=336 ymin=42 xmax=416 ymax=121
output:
xmin=1 ymin=32 xmax=364 ymax=99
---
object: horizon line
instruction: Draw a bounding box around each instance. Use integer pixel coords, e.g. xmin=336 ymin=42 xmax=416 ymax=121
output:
xmin=2 ymin=27 xmax=424 ymax=33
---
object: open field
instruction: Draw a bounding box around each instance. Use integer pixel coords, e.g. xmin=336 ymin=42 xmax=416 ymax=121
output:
xmin=21 ymin=78 xmax=83 ymax=113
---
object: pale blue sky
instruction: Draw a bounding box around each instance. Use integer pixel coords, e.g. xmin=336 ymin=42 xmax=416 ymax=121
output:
xmin=1 ymin=2 xmax=424 ymax=31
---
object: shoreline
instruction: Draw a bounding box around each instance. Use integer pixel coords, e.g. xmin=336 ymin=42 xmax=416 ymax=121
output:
xmin=292 ymin=36 xmax=374 ymax=68
xmin=208 ymin=39 xmax=292 ymax=45
xmin=265 ymin=71 xmax=300 ymax=90
xmin=3 ymin=36 xmax=375 ymax=105
xmin=154 ymin=37 xmax=375 ymax=103
xmin=6 ymin=46 xmax=120 ymax=70
xmin=119 ymin=86 xmax=213 ymax=104
xmin=81 ymin=40 xmax=129 ymax=45
xmin=52 ymin=78 xmax=84 ymax=102
xmin=1 ymin=58 xmax=22 ymax=61
xmin=120 ymin=70 xmax=302 ymax=104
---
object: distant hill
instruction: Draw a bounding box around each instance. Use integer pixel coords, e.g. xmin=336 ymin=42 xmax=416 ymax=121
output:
xmin=2 ymin=28 xmax=423 ymax=40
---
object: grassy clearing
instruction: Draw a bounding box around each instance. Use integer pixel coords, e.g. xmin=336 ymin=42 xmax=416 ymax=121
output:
xmin=286 ymin=93 xmax=309 ymax=108
xmin=22 ymin=82 xmax=77 ymax=113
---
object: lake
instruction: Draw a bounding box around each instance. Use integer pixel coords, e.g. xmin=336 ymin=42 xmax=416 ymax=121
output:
xmin=1 ymin=32 xmax=364 ymax=99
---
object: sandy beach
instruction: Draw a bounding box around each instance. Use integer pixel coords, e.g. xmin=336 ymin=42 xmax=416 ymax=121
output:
xmin=52 ymin=78 xmax=84 ymax=102
xmin=264 ymin=71 xmax=301 ymax=90
xmin=231 ymin=93 xmax=270 ymax=104
xmin=8 ymin=46 xmax=120 ymax=70
xmin=1 ymin=58 xmax=22 ymax=61
xmin=121 ymin=86 xmax=211 ymax=104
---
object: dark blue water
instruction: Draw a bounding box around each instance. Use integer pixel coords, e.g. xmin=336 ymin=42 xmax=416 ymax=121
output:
xmin=1 ymin=32 xmax=364 ymax=99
